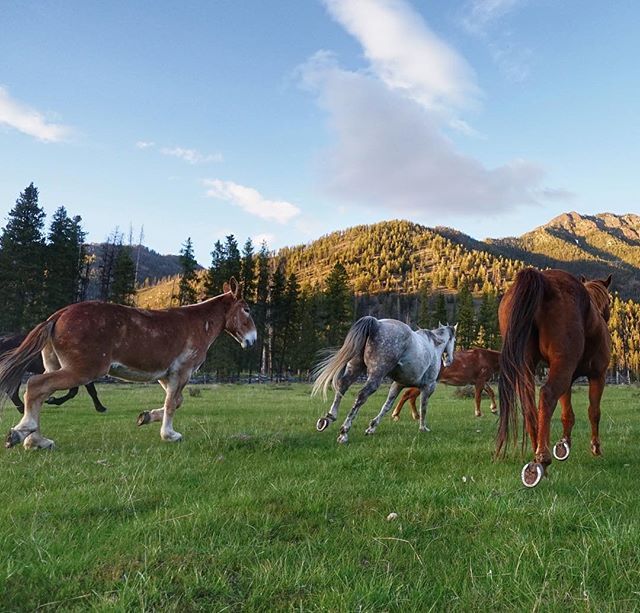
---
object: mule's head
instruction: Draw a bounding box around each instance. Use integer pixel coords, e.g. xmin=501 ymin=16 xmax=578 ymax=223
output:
xmin=437 ymin=322 xmax=457 ymax=367
xmin=223 ymin=278 xmax=257 ymax=349
xmin=581 ymin=274 xmax=612 ymax=323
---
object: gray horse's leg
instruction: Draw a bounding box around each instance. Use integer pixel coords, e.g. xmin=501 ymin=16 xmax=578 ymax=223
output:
xmin=337 ymin=376 xmax=382 ymax=444
xmin=419 ymin=382 xmax=437 ymax=433
xmin=316 ymin=360 xmax=363 ymax=432
xmin=365 ymin=382 xmax=403 ymax=436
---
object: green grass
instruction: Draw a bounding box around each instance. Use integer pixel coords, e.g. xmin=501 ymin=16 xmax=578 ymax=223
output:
xmin=1 ymin=383 xmax=639 ymax=611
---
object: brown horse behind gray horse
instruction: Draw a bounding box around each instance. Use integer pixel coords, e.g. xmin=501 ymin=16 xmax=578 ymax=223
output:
xmin=497 ymin=268 xmax=611 ymax=487
xmin=0 ymin=278 xmax=256 ymax=450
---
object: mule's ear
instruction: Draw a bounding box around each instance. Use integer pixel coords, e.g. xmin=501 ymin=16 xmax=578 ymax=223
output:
xmin=580 ymin=275 xmax=587 ymax=283
xmin=228 ymin=277 xmax=239 ymax=298
xmin=604 ymin=274 xmax=612 ymax=288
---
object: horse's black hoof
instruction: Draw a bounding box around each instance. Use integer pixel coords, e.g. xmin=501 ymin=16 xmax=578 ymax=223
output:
xmin=137 ymin=411 xmax=151 ymax=427
xmin=5 ymin=429 xmax=22 ymax=448
xmin=96 ymin=405 xmax=108 ymax=413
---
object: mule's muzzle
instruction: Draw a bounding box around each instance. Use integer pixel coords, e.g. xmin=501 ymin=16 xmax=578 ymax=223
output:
xmin=241 ymin=330 xmax=257 ymax=349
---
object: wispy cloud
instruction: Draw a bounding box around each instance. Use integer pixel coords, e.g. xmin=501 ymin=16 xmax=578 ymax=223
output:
xmin=0 ymin=86 xmax=72 ymax=142
xmin=322 ymin=0 xmax=479 ymax=113
xmin=135 ymin=140 xmax=155 ymax=149
xmin=203 ymin=179 xmax=301 ymax=224
xmin=459 ymin=0 xmax=531 ymax=82
xmin=160 ymin=146 xmax=223 ymax=164
xmin=252 ymin=233 xmax=275 ymax=247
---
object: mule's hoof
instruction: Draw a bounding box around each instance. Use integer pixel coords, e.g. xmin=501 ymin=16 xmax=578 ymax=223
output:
xmin=23 ymin=433 xmax=55 ymax=450
xmin=553 ymin=440 xmax=570 ymax=461
xmin=316 ymin=417 xmax=331 ymax=432
xmin=521 ymin=462 xmax=544 ymax=488
xmin=161 ymin=431 xmax=183 ymax=443
xmin=5 ymin=429 xmax=26 ymax=448
xmin=137 ymin=411 xmax=151 ymax=427
xmin=337 ymin=434 xmax=349 ymax=444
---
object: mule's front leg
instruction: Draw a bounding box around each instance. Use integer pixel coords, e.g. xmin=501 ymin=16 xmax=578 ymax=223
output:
xmin=418 ymin=382 xmax=437 ymax=433
xmin=159 ymin=375 xmax=189 ymax=442
xmin=365 ymin=383 xmax=402 ymax=436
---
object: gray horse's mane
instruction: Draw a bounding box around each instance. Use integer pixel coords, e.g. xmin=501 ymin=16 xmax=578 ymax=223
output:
xmin=418 ymin=324 xmax=455 ymax=344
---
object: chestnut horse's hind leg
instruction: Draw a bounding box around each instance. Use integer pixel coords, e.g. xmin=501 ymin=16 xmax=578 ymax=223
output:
xmin=474 ymin=382 xmax=484 ymax=417
xmin=6 ymin=370 xmax=83 ymax=450
xmin=365 ymin=382 xmax=403 ymax=435
xmin=587 ymin=373 xmax=605 ymax=456
xmin=553 ymin=390 xmax=574 ymax=461
xmin=484 ymin=384 xmax=498 ymax=414
xmin=316 ymin=360 xmax=363 ymax=432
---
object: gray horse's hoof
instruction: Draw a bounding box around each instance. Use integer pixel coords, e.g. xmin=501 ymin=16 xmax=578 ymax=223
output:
xmin=137 ymin=411 xmax=151 ymax=427
xmin=5 ymin=429 xmax=23 ymax=448
xmin=316 ymin=415 xmax=335 ymax=432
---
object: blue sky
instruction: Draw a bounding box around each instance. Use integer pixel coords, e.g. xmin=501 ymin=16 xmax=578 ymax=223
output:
xmin=1 ymin=0 xmax=638 ymax=264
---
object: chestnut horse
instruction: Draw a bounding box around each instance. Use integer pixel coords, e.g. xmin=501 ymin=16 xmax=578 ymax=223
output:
xmin=391 ymin=348 xmax=500 ymax=421
xmin=0 ymin=278 xmax=256 ymax=450
xmin=0 ymin=333 xmax=107 ymax=414
xmin=497 ymin=268 xmax=611 ymax=487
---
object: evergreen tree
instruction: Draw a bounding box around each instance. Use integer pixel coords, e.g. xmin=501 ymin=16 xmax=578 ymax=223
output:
xmin=176 ymin=237 xmax=198 ymax=305
xmin=44 ymin=207 xmax=86 ymax=314
xmin=98 ymin=229 xmax=121 ymax=301
xmin=455 ymin=283 xmax=475 ymax=349
xmin=109 ymin=245 xmax=136 ymax=305
xmin=221 ymin=234 xmax=241 ymax=284
xmin=0 ymin=183 xmax=47 ymax=330
xmin=323 ymin=262 xmax=353 ymax=346
xmin=254 ymin=242 xmax=270 ymax=375
xmin=433 ymin=293 xmax=448 ymax=327
xmin=241 ymin=238 xmax=255 ymax=302
xmin=204 ymin=240 xmax=225 ymax=296
xmin=268 ymin=264 xmax=288 ymax=378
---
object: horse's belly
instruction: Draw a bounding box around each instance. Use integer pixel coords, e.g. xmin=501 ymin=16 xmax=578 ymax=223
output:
xmin=108 ymin=362 xmax=167 ymax=382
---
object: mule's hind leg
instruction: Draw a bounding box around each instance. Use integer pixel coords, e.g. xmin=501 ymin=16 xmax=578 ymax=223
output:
xmin=587 ymin=373 xmax=605 ymax=456
xmin=418 ymin=382 xmax=437 ymax=432
xmin=316 ymin=360 xmax=363 ymax=432
xmin=337 ymin=375 xmax=382 ymax=444
xmin=553 ymin=390 xmax=574 ymax=461
xmin=6 ymin=370 xmax=85 ymax=450
xmin=365 ymin=382 xmax=403 ymax=435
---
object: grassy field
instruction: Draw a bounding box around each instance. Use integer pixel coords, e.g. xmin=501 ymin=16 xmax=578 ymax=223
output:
xmin=1 ymin=382 xmax=639 ymax=611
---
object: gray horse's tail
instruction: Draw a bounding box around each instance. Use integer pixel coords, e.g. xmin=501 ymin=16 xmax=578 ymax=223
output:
xmin=311 ymin=316 xmax=378 ymax=400
xmin=0 ymin=317 xmax=58 ymax=409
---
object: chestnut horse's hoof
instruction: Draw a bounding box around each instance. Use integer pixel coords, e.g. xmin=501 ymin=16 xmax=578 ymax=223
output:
xmin=553 ymin=440 xmax=570 ymax=461
xmin=521 ymin=462 xmax=544 ymax=488
xmin=137 ymin=411 xmax=151 ymax=427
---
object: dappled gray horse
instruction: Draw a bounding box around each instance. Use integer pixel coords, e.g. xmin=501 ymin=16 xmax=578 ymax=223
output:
xmin=312 ymin=317 xmax=456 ymax=444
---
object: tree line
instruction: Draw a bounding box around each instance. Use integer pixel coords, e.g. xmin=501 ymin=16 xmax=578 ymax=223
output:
xmin=2 ymin=184 xmax=640 ymax=381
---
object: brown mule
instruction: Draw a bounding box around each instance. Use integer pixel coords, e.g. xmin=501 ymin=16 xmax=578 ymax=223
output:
xmin=496 ymin=268 xmax=611 ymax=487
xmin=0 ymin=278 xmax=256 ymax=450
xmin=391 ymin=348 xmax=500 ymax=421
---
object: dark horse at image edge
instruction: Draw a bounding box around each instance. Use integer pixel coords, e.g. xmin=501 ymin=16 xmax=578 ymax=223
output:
xmin=0 ymin=333 xmax=107 ymax=414
xmin=497 ymin=268 xmax=611 ymax=488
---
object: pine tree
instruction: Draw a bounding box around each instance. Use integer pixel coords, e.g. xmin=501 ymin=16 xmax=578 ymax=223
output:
xmin=254 ymin=242 xmax=270 ymax=375
xmin=221 ymin=234 xmax=241 ymax=284
xmin=176 ymin=237 xmax=198 ymax=305
xmin=323 ymin=262 xmax=353 ymax=346
xmin=433 ymin=293 xmax=448 ymax=327
xmin=268 ymin=264 xmax=288 ymax=378
xmin=0 ymin=183 xmax=47 ymax=330
xmin=455 ymin=283 xmax=475 ymax=349
xmin=241 ymin=238 xmax=255 ymax=302
xmin=204 ymin=240 xmax=225 ymax=296
xmin=44 ymin=207 xmax=86 ymax=314
xmin=109 ymin=245 xmax=136 ymax=305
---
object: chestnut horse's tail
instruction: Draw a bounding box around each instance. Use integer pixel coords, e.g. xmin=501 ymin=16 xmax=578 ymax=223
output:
xmin=0 ymin=316 xmax=59 ymax=408
xmin=497 ymin=269 xmax=545 ymax=456
xmin=311 ymin=316 xmax=378 ymax=400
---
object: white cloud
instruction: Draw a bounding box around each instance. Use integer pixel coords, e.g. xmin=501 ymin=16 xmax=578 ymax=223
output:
xmin=252 ymin=233 xmax=275 ymax=247
xmin=161 ymin=146 xmax=222 ymax=164
xmin=0 ymin=86 xmax=72 ymax=142
xmin=461 ymin=0 xmax=524 ymax=35
xmin=136 ymin=140 xmax=156 ymax=149
xmin=322 ymin=0 xmax=479 ymax=112
xmin=204 ymin=179 xmax=300 ymax=224
xmin=300 ymin=55 xmax=569 ymax=216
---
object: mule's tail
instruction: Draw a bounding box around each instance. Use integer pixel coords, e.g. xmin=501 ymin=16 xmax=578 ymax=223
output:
xmin=0 ymin=317 xmax=58 ymax=408
xmin=497 ymin=268 xmax=545 ymax=456
xmin=311 ymin=316 xmax=378 ymax=399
